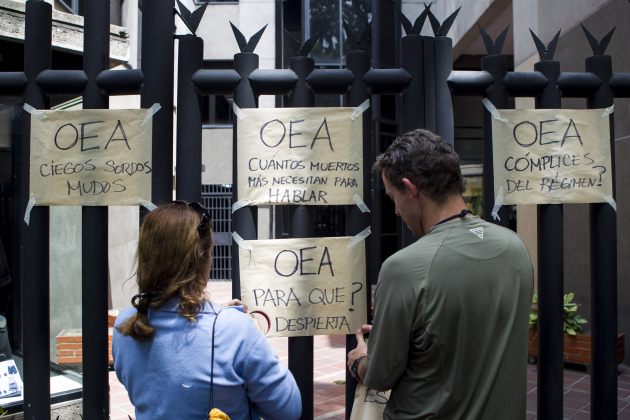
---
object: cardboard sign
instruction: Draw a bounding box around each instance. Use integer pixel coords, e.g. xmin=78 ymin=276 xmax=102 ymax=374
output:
xmin=236 ymin=106 xmax=364 ymax=208
xmin=350 ymin=382 xmax=391 ymax=420
xmin=29 ymin=108 xmax=153 ymax=206
xmin=238 ymin=236 xmax=367 ymax=338
xmin=490 ymin=107 xmax=613 ymax=207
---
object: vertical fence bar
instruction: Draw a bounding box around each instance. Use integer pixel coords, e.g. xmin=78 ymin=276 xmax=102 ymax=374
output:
xmin=422 ymin=36 xmax=436 ymax=133
xmin=434 ymin=36 xmax=454 ymax=145
xmin=586 ymin=53 xmax=617 ymax=420
xmin=287 ymin=55 xmax=315 ymax=420
xmin=231 ymin=52 xmax=258 ymax=298
xmin=399 ymin=35 xmax=424 ymax=247
xmin=176 ymin=35 xmax=204 ymax=203
xmin=481 ymin=53 xmax=509 ymax=226
xmin=400 ymin=36 xmax=425 ymax=133
xmin=534 ymin=59 xmax=564 ymax=420
xmin=344 ymin=49 xmax=372 ymax=419
xmin=82 ymin=1 xmax=110 ymax=418
xmin=21 ymin=1 xmax=51 ymax=418
xmin=141 ymin=0 xmax=175 ymax=205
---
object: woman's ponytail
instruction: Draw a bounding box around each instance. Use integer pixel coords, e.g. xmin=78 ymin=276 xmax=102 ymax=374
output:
xmin=116 ymin=292 xmax=157 ymax=341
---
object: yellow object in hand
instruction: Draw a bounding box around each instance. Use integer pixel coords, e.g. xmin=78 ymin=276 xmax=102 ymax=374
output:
xmin=208 ymin=407 xmax=230 ymax=420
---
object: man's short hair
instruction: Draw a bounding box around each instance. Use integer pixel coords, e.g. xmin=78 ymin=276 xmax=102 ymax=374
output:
xmin=373 ymin=129 xmax=464 ymax=203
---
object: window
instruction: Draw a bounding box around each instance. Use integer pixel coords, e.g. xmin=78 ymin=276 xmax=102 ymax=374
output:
xmin=57 ymin=0 xmax=83 ymax=15
xmin=302 ymin=0 xmax=371 ymax=107
xmin=304 ymin=0 xmax=371 ymax=66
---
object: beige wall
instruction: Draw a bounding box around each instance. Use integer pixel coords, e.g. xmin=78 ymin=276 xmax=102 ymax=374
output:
xmin=196 ymin=0 xmax=275 ymax=69
xmin=202 ymin=128 xmax=232 ymax=185
xmin=513 ymin=0 xmax=610 ymax=67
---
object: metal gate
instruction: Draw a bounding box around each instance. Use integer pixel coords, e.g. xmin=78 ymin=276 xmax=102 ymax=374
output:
xmin=201 ymin=184 xmax=232 ymax=280
xmin=2 ymin=1 xmax=629 ymax=419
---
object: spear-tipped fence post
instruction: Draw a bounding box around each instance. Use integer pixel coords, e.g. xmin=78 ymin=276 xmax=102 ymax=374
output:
xmin=176 ymin=35 xmax=204 ymax=203
xmin=344 ymin=49 xmax=373 ymax=420
xmin=481 ymin=46 xmax=510 ymax=226
xmin=399 ymin=34 xmax=424 ymax=247
xmin=82 ymin=0 xmax=111 ymax=417
xmin=287 ymin=54 xmax=316 ymax=420
xmin=141 ymin=0 xmax=175 ymax=205
xmin=21 ymin=1 xmax=51 ymax=418
xmin=435 ymin=35 xmax=454 ymax=145
xmin=585 ymin=49 xmax=617 ymax=420
xmin=533 ymin=56 xmax=564 ymax=420
xmin=231 ymin=51 xmax=259 ymax=299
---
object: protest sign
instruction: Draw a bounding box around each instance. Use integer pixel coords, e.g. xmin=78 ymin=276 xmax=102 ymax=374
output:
xmin=235 ymin=105 xmax=366 ymax=209
xmin=489 ymin=104 xmax=614 ymax=210
xmin=350 ymin=381 xmax=390 ymax=420
xmin=237 ymin=234 xmax=368 ymax=338
xmin=29 ymin=108 xmax=153 ymax=206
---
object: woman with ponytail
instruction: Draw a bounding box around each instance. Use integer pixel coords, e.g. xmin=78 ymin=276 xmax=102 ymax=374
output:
xmin=112 ymin=202 xmax=301 ymax=419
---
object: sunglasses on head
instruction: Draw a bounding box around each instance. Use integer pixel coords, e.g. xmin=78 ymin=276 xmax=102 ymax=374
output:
xmin=172 ymin=200 xmax=211 ymax=233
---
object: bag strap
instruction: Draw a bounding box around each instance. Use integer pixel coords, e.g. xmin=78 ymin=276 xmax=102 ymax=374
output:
xmin=209 ymin=305 xmax=221 ymax=413
xmin=208 ymin=304 xmax=253 ymax=420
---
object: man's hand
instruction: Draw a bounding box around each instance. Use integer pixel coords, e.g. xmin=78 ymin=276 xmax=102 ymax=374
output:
xmin=347 ymin=324 xmax=372 ymax=382
xmin=222 ymin=298 xmax=249 ymax=312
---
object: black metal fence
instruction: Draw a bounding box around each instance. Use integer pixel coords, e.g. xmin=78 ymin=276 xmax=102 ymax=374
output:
xmin=1 ymin=1 xmax=629 ymax=419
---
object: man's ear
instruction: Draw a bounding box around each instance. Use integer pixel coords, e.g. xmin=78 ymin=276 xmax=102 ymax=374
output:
xmin=401 ymin=178 xmax=418 ymax=197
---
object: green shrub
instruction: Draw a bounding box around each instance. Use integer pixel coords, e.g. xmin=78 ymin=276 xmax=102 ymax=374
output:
xmin=529 ymin=292 xmax=588 ymax=336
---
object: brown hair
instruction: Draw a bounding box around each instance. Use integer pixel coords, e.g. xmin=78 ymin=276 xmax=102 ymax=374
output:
xmin=117 ymin=202 xmax=213 ymax=341
xmin=373 ymin=129 xmax=464 ymax=203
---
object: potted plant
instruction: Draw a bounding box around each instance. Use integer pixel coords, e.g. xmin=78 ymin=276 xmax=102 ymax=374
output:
xmin=528 ymin=293 xmax=625 ymax=366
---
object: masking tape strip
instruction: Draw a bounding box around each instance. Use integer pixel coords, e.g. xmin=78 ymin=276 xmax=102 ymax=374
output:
xmin=491 ymin=186 xmax=504 ymax=221
xmin=139 ymin=200 xmax=157 ymax=211
xmin=232 ymin=199 xmax=250 ymax=213
xmin=23 ymin=194 xmax=36 ymax=226
xmin=232 ymin=103 xmax=244 ymax=121
xmin=232 ymin=232 xmax=253 ymax=250
xmin=604 ymin=105 xmax=614 ymax=116
xmin=23 ymin=104 xmax=46 ymax=120
xmin=351 ymin=99 xmax=370 ymax=120
xmin=482 ymin=98 xmax=508 ymax=123
xmin=347 ymin=226 xmax=372 ymax=249
xmin=353 ymin=194 xmax=371 ymax=213
xmin=604 ymin=196 xmax=617 ymax=212
xmin=232 ymin=231 xmax=253 ymax=267
xmin=142 ymin=103 xmax=162 ymax=126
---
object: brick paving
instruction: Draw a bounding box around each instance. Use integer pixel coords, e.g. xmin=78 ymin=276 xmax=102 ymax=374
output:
xmin=109 ymin=282 xmax=630 ymax=419
xmin=526 ymin=364 xmax=630 ymax=419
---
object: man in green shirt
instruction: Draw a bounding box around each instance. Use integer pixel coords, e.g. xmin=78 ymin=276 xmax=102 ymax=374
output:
xmin=348 ymin=129 xmax=533 ymax=419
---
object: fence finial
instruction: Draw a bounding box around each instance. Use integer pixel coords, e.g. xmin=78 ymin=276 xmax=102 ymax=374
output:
xmin=230 ymin=22 xmax=268 ymax=53
xmin=285 ymin=30 xmax=321 ymax=58
xmin=342 ymin=19 xmax=371 ymax=52
xmin=581 ymin=24 xmax=615 ymax=56
xmin=401 ymin=3 xmax=430 ymax=36
xmin=530 ymin=29 xmax=560 ymax=61
xmin=427 ymin=6 xmax=460 ymax=37
xmin=478 ymin=25 xmax=510 ymax=55
xmin=175 ymin=0 xmax=209 ymax=35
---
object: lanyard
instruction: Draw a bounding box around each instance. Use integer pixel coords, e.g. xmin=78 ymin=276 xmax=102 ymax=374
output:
xmin=433 ymin=209 xmax=471 ymax=227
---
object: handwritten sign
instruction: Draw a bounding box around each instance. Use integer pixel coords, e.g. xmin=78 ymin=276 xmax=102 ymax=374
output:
xmin=236 ymin=106 xmax=364 ymax=207
xmin=491 ymin=108 xmax=613 ymax=205
xmin=29 ymin=108 xmax=152 ymax=206
xmin=350 ymin=382 xmax=390 ymax=420
xmin=238 ymin=236 xmax=367 ymax=338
